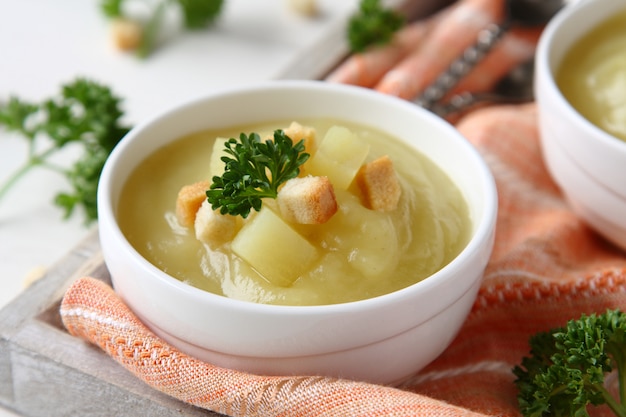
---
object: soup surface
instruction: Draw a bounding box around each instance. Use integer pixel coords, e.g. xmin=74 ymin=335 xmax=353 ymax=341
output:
xmin=118 ymin=119 xmax=471 ymax=306
xmin=557 ymin=10 xmax=626 ymax=142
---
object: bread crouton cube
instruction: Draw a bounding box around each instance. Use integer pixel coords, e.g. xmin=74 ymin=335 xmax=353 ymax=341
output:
xmin=264 ymin=122 xmax=316 ymax=154
xmin=277 ymin=176 xmax=338 ymax=224
xmin=287 ymin=0 xmax=318 ymax=16
xmin=356 ymin=155 xmax=401 ymax=212
xmin=175 ymin=180 xmax=211 ymax=227
xmin=194 ymin=200 xmax=240 ymax=248
xmin=283 ymin=121 xmax=316 ymax=153
xmin=110 ymin=18 xmax=142 ymax=51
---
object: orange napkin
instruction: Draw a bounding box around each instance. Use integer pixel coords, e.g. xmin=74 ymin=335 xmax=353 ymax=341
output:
xmin=60 ymin=103 xmax=626 ymax=417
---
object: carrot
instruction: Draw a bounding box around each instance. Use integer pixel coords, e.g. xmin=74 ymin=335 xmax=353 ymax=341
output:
xmin=325 ymin=9 xmax=448 ymax=88
xmin=438 ymin=26 xmax=543 ymax=123
xmin=374 ymin=0 xmax=506 ymax=99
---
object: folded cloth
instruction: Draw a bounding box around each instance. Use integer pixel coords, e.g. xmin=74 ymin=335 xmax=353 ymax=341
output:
xmin=60 ymin=103 xmax=626 ymax=416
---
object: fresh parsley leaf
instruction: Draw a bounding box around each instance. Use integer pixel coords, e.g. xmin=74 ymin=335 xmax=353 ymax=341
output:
xmin=347 ymin=0 xmax=405 ymax=53
xmin=136 ymin=1 xmax=166 ymax=58
xmin=206 ymin=130 xmax=309 ymax=218
xmin=0 ymin=98 xmax=39 ymax=139
xmin=101 ymin=0 xmax=124 ymax=18
xmin=100 ymin=0 xmax=224 ymax=57
xmin=178 ymin=0 xmax=224 ymax=29
xmin=0 ymin=78 xmax=130 ymax=224
xmin=513 ymin=309 xmax=626 ymax=417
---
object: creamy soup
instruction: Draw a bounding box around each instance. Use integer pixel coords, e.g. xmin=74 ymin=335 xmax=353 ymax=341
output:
xmin=117 ymin=119 xmax=471 ymax=306
xmin=557 ymin=10 xmax=626 ymax=142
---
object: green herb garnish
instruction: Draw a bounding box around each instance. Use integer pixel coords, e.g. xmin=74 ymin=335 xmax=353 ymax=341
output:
xmin=100 ymin=0 xmax=224 ymax=57
xmin=177 ymin=0 xmax=225 ymax=29
xmin=0 ymin=78 xmax=130 ymax=223
xmin=347 ymin=0 xmax=405 ymax=53
xmin=206 ymin=130 xmax=309 ymax=218
xmin=513 ymin=309 xmax=626 ymax=417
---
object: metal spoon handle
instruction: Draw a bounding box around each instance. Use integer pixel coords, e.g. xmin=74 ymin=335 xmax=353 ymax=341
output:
xmin=414 ymin=20 xmax=511 ymax=110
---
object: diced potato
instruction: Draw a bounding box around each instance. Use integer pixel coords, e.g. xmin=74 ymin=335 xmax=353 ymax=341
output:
xmin=318 ymin=190 xmax=399 ymax=279
xmin=231 ymin=207 xmax=318 ymax=287
xmin=305 ymin=126 xmax=370 ymax=189
xmin=208 ymin=137 xmax=229 ymax=178
xmin=346 ymin=214 xmax=399 ymax=278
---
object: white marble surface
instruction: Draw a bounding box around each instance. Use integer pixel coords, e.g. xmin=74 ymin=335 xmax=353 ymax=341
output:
xmin=0 ymin=1 xmax=360 ymax=415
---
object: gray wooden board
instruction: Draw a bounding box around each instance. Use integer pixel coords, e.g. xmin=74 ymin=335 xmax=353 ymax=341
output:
xmin=0 ymin=230 xmax=221 ymax=417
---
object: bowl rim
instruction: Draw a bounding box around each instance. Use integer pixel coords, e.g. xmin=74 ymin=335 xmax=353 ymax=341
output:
xmin=535 ymin=0 xmax=626 ymax=154
xmin=98 ymin=80 xmax=498 ymax=316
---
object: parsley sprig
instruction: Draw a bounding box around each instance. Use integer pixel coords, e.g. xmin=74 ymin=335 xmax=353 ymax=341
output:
xmin=206 ymin=130 xmax=309 ymax=218
xmin=101 ymin=0 xmax=224 ymax=57
xmin=348 ymin=0 xmax=405 ymax=53
xmin=0 ymin=78 xmax=130 ymax=223
xmin=513 ymin=309 xmax=626 ymax=417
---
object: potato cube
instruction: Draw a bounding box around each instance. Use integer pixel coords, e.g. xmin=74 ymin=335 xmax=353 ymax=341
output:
xmin=305 ymin=126 xmax=370 ymax=189
xmin=349 ymin=214 xmax=399 ymax=278
xmin=231 ymin=207 xmax=318 ymax=287
xmin=209 ymin=137 xmax=229 ymax=178
xmin=319 ymin=192 xmax=399 ymax=279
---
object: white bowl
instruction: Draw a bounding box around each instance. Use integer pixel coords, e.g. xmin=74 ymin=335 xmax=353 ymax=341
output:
xmin=535 ymin=0 xmax=626 ymax=250
xmin=98 ymin=80 xmax=497 ymax=385
xmin=541 ymin=127 xmax=626 ymax=250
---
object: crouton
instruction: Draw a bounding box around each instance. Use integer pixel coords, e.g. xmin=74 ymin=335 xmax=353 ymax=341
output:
xmin=283 ymin=121 xmax=316 ymax=153
xmin=263 ymin=122 xmax=316 ymax=153
xmin=356 ymin=155 xmax=401 ymax=212
xmin=286 ymin=0 xmax=318 ymax=17
xmin=194 ymin=200 xmax=240 ymax=248
xmin=175 ymin=180 xmax=211 ymax=227
xmin=277 ymin=176 xmax=337 ymax=224
xmin=110 ymin=18 xmax=143 ymax=51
